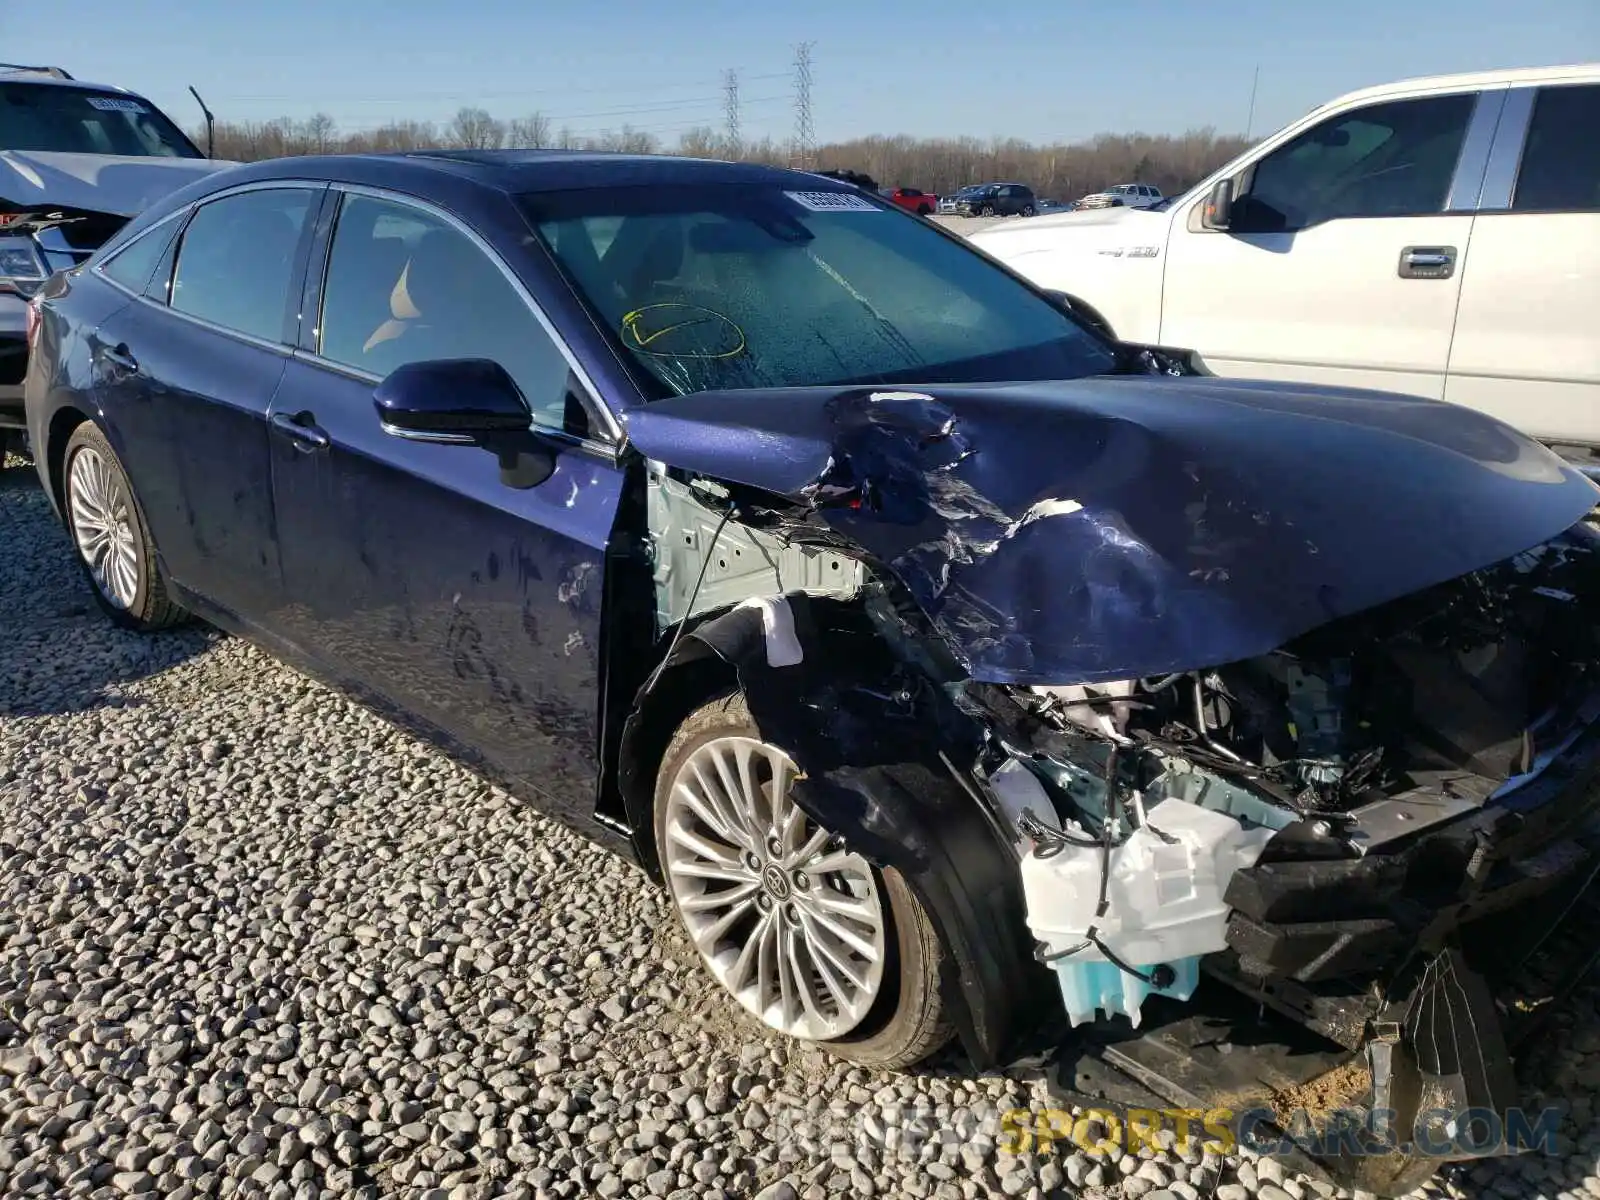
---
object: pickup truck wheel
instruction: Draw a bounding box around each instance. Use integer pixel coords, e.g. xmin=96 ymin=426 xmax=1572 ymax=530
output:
xmin=62 ymin=422 xmax=188 ymax=631
xmin=656 ymin=691 xmax=954 ymax=1070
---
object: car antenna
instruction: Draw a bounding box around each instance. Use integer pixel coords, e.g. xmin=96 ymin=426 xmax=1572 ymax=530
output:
xmin=188 ymin=85 xmax=215 ymax=158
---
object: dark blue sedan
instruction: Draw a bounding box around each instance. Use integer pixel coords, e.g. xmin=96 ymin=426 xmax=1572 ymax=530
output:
xmin=24 ymin=148 xmax=1600 ymax=1127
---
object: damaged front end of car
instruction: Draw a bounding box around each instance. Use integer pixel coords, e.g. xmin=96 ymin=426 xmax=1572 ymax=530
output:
xmin=618 ymin=372 xmax=1600 ymax=1192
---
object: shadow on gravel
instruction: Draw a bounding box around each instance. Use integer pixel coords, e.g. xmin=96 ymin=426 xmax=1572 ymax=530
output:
xmin=0 ymin=457 xmax=217 ymax=716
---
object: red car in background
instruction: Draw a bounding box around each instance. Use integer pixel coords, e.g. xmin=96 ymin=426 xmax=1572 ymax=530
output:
xmin=885 ymin=186 xmax=938 ymax=215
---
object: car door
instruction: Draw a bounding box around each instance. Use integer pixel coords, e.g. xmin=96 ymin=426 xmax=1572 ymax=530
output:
xmin=268 ymin=188 xmax=625 ymax=811
xmin=1445 ymin=83 xmax=1600 ymax=447
xmin=89 ymin=183 xmax=323 ymax=615
xmin=1159 ymin=90 xmax=1486 ymax=399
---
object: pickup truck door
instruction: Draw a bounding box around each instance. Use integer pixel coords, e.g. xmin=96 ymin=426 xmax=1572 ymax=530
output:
xmin=1159 ymin=89 xmax=1493 ymax=400
xmin=1444 ymin=83 xmax=1600 ymax=448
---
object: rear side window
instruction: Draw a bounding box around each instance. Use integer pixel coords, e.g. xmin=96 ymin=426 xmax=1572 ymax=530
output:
xmin=317 ymin=193 xmax=571 ymax=427
xmin=1513 ymin=84 xmax=1600 ymax=212
xmin=1243 ymin=93 xmax=1475 ymax=230
xmin=170 ymin=189 xmax=316 ymax=342
xmin=99 ymin=219 xmax=180 ymax=294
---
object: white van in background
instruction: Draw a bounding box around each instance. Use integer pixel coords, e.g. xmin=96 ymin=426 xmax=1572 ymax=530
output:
xmin=968 ymin=65 xmax=1600 ymax=456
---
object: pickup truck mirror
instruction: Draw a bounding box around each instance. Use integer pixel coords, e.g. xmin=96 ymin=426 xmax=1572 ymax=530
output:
xmin=1201 ymin=177 xmax=1234 ymax=231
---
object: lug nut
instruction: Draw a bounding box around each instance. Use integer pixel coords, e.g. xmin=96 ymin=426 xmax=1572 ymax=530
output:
xmin=757 ymin=893 xmax=773 ymax=911
xmin=744 ymin=851 xmax=761 ymax=871
xmin=783 ymin=903 xmax=799 ymax=923
xmin=767 ymin=837 xmax=784 ymax=857
xmin=792 ymin=871 xmax=810 ymax=890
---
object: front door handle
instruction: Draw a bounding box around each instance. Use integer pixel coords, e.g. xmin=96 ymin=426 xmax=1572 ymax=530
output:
xmin=269 ymin=410 xmax=330 ymax=452
xmin=1398 ymin=245 xmax=1457 ymax=279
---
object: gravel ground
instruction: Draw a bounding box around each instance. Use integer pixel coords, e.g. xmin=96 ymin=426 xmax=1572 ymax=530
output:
xmin=3 ymin=448 xmax=1599 ymax=1200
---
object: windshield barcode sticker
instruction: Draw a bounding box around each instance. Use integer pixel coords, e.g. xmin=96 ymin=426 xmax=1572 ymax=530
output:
xmin=86 ymin=97 xmax=148 ymax=113
xmin=784 ymin=190 xmax=880 ymax=212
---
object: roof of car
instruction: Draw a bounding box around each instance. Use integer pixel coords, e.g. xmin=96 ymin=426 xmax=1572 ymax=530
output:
xmin=0 ymin=71 xmax=138 ymax=94
xmin=1314 ymin=61 xmax=1600 ymax=113
xmin=216 ymin=149 xmax=856 ymax=197
xmin=405 ymin=149 xmax=843 ymax=193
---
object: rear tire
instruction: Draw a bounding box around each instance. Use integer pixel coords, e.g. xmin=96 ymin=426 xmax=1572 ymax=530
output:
xmin=655 ymin=691 xmax=954 ymax=1070
xmin=61 ymin=422 xmax=188 ymax=631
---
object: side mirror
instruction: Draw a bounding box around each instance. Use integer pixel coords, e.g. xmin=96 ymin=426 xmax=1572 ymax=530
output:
xmin=373 ymin=358 xmax=532 ymax=444
xmin=1200 ymin=177 xmax=1234 ymax=231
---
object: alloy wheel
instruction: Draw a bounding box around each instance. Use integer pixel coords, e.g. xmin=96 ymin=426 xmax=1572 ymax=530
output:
xmin=661 ymin=734 xmax=889 ymax=1041
xmin=67 ymin=445 xmax=139 ymax=610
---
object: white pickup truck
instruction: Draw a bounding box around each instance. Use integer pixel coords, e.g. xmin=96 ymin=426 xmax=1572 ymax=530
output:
xmin=969 ymin=64 xmax=1600 ymax=455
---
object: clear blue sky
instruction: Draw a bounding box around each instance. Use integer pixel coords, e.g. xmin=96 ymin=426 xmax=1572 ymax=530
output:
xmin=6 ymin=0 xmax=1597 ymax=147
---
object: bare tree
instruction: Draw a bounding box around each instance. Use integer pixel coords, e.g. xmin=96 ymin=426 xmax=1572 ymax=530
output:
xmin=300 ymin=113 xmax=337 ymax=155
xmin=196 ymin=108 xmax=1252 ymax=204
xmin=676 ymin=127 xmax=722 ymax=159
xmin=506 ymin=113 xmax=552 ymax=149
xmin=448 ymin=107 xmax=504 ymax=150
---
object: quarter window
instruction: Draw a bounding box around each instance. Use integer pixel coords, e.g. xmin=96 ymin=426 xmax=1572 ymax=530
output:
xmin=170 ymin=189 xmax=316 ymax=341
xmin=1240 ymin=94 xmax=1475 ymax=231
xmin=99 ymin=219 xmax=179 ymax=294
xmin=317 ymin=193 xmax=571 ymax=428
xmin=1513 ymin=84 xmax=1600 ymax=212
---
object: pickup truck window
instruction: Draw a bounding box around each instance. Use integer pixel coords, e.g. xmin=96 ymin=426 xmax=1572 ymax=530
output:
xmin=1243 ymin=93 xmax=1475 ymax=230
xmin=1514 ymin=84 xmax=1600 ymax=212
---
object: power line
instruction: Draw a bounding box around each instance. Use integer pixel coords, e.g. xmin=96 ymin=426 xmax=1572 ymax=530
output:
xmin=723 ymin=69 xmax=741 ymax=156
xmin=792 ymin=41 xmax=815 ymax=169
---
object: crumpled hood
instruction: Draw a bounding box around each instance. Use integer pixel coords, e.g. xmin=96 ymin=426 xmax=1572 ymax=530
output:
xmin=0 ymin=150 xmax=231 ymax=218
xmin=626 ymin=377 xmax=1600 ymax=685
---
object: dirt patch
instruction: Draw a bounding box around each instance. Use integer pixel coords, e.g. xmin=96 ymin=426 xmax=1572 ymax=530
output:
xmin=1269 ymin=1059 xmax=1373 ymax=1125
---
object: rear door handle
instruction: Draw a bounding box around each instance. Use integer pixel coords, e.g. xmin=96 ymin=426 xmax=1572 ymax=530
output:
xmin=269 ymin=410 xmax=330 ymax=452
xmin=101 ymin=343 xmax=139 ymax=375
xmin=1398 ymin=246 xmax=1457 ymax=279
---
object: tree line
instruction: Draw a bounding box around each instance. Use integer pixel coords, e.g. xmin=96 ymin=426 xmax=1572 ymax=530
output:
xmin=196 ymin=107 xmax=1254 ymax=202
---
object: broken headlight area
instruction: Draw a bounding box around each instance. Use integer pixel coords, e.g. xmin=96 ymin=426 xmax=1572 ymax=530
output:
xmin=956 ymin=526 xmax=1600 ymax=1174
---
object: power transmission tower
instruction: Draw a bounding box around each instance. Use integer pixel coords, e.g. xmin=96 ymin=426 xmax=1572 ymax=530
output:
xmin=793 ymin=41 xmax=815 ymax=169
xmin=723 ymin=69 xmax=742 ymax=158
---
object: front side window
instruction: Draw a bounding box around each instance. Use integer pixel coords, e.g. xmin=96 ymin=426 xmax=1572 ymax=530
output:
xmin=526 ymin=183 xmax=1115 ymax=398
xmin=318 ymin=193 xmax=572 ymax=427
xmin=171 ymin=189 xmax=315 ymax=342
xmin=1241 ymin=93 xmax=1476 ymax=230
xmin=0 ymin=84 xmax=200 ymax=158
xmin=1513 ymin=84 xmax=1600 ymax=212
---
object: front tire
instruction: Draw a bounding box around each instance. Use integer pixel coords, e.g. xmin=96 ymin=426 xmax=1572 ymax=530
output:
xmin=655 ymin=691 xmax=953 ymax=1069
xmin=980 ymin=205 xmax=996 ymax=217
xmin=62 ymin=422 xmax=187 ymax=631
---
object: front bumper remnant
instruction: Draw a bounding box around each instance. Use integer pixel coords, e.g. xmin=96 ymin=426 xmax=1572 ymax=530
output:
xmin=1047 ymin=861 xmax=1600 ymax=1196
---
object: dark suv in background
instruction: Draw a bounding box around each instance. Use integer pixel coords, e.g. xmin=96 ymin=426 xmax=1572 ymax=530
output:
xmin=955 ymin=182 xmax=1036 ymax=217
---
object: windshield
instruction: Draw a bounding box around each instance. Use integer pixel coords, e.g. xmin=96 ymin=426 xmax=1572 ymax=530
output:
xmin=0 ymin=85 xmax=201 ymax=158
xmin=525 ymin=183 xmax=1115 ymax=398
